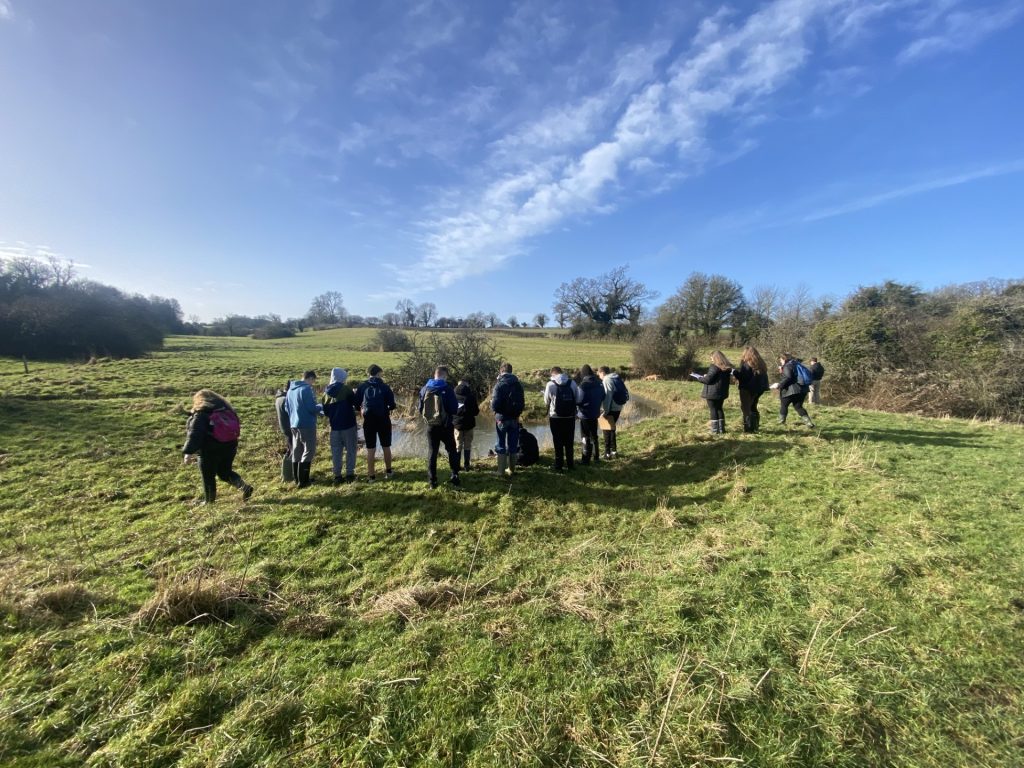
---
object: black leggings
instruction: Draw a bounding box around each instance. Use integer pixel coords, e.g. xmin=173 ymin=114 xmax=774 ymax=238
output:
xmin=602 ymin=411 xmax=619 ymax=455
xmin=579 ymin=417 xmax=599 ymax=460
xmin=780 ymin=393 xmax=810 ymax=421
xmin=549 ymin=417 xmax=576 ymax=469
xmin=705 ymin=398 xmax=725 ymax=421
xmin=198 ymin=441 xmax=242 ymax=500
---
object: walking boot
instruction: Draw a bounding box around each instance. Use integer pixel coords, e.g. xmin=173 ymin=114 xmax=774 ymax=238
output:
xmin=496 ymin=453 xmax=508 ymax=477
xmin=751 ymin=412 xmax=760 ymax=432
xmin=801 ymin=415 xmax=815 ymax=428
xmin=463 ymin=450 xmax=472 ymax=471
xmin=202 ymin=485 xmax=216 ymax=506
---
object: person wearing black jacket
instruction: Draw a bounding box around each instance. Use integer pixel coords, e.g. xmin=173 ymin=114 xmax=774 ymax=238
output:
xmin=733 ymin=346 xmax=770 ymax=433
xmin=577 ymin=364 xmax=604 ymax=465
xmin=693 ymin=350 xmax=733 ymax=434
xmin=453 ymin=379 xmax=480 ymax=471
xmin=808 ymin=357 xmax=825 ymax=405
xmin=770 ymin=354 xmax=815 ymax=427
xmin=182 ymin=389 xmax=253 ymax=505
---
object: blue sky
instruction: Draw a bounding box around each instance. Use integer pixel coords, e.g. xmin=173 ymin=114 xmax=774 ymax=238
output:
xmin=1 ymin=0 xmax=1022 ymax=322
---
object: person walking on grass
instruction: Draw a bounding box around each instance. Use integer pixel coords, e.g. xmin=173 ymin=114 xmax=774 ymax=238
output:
xmin=733 ymin=346 xmax=770 ymax=433
xmin=598 ymin=366 xmax=628 ymax=458
xmin=692 ymin=350 xmax=733 ymax=435
xmin=356 ymin=364 xmax=396 ymax=482
xmin=808 ymin=357 xmax=825 ymax=405
xmin=453 ymin=378 xmax=479 ymax=471
xmin=577 ymin=364 xmax=604 ymax=465
xmin=419 ymin=366 xmax=462 ymax=488
xmin=273 ymin=381 xmax=293 ymax=482
xmin=544 ymin=366 xmax=581 ymax=471
xmin=322 ymin=367 xmax=358 ymax=485
xmin=183 ymin=389 xmax=253 ymax=505
xmin=491 ymin=362 xmax=525 ymax=477
xmin=770 ymin=353 xmax=815 ymax=427
xmin=285 ymin=370 xmax=322 ymax=487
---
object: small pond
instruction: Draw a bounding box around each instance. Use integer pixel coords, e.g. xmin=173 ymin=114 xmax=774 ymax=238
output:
xmin=369 ymin=395 xmax=663 ymax=459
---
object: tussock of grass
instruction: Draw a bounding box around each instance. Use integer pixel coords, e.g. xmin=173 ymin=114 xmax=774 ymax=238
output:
xmin=361 ymin=579 xmax=492 ymax=623
xmin=135 ymin=568 xmax=282 ymax=627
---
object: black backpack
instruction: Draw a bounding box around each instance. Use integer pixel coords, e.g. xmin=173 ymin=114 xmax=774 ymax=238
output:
xmin=501 ymin=378 xmax=525 ymax=418
xmin=518 ymin=429 xmax=539 ymax=467
xmin=612 ymin=377 xmax=630 ymax=405
xmin=553 ymin=381 xmax=576 ymax=417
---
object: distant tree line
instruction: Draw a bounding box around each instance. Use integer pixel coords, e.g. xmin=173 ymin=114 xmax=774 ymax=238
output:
xmin=0 ymin=257 xmax=185 ymax=359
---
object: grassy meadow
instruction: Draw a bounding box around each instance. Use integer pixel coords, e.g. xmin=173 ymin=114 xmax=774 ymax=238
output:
xmin=1 ymin=329 xmax=1022 ymax=767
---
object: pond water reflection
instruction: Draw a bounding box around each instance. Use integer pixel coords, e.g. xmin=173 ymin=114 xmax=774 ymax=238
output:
xmin=365 ymin=395 xmax=662 ymax=459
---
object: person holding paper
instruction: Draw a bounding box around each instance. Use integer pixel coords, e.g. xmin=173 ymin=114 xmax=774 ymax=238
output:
xmin=691 ymin=351 xmax=733 ymax=435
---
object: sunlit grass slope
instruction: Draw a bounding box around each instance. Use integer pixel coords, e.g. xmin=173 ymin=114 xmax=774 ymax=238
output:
xmin=1 ymin=329 xmax=1022 ymax=767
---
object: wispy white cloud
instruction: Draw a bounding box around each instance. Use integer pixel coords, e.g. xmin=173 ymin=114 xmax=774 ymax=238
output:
xmin=707 ymin=159 xmax=1024 ymax=231
xmin=0 ymin=242 xmax=91 ymax=269
xmin=898 ymin=2 xmax=1023 ymax=63
xmin=0 ymin=0 xmax=12 ymax=21
xmin=800 ymin=160 xmax=1024 ymax=222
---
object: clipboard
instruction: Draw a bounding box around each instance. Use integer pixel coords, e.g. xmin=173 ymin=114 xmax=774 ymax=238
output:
xmin=598 ymin=415 xmax=613 ymax=430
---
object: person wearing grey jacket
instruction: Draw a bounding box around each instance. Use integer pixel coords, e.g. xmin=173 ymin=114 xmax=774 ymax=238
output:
xmin=597 ymin=367 xmax=626 ymax=458
xmin=543 ymin=367 xmax=582 ymax=471
xmin=274 ymin=382 xmax=293 ymax=482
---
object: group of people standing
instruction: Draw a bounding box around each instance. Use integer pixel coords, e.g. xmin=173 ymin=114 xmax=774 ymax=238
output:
xmin=691 ymin=346 xmax=824 ymax=434
xmin=181 ymin=352 xmax=824 ymax=503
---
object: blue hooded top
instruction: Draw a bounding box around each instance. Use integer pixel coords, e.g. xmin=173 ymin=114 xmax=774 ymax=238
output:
xmin=285 ymin=379 xmax=320 ymax=429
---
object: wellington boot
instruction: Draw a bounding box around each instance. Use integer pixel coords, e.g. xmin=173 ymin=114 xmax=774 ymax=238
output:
xmin=751 ymin=412 xmax=760 ymax=432
xmin=298 ymin=462 xmax=312 ymax=488
xmin=508 ymin=454 xmax=517 ymax=475
xmin=463 ymin=450 xmax=472 ymax=471
xmin=282 ymin=454 xmax=294 ymax=482
xmin=709 ymin=420 xmax=718 ymax=435
xmin=292 ymin=461 xmax=301 ymax=486
xmin=496 ymin=453 xmax=508 ymax=477
xmin=717 ymin=419 xmax=726 ymax=435
xmin=801 ymin=415 xmax=815 ymax=428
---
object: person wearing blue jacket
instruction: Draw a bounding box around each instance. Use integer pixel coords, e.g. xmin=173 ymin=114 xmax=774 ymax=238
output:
xmin=285 ymin=370 xmax=322 ymax=487
xmin=577 ymin=364 xmax=604 ymax=465
xmin=322 ymin=367 xmax=358 ymax=484
xmin=418 ymin=366 xmax=462 ymax=488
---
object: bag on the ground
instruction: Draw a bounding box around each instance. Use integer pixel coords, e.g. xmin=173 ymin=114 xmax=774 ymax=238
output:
xmin=794 ymin=362 xmax=814 ymax=387
xmin=209 ymin=409 xmax=241 ymax=442
xmin=612 ymin=377 xmax=630 ymax=405
xmin=553 ymin=382 xmax=576 ymax=417
xmin=422 ymin=391 xmax=446 ymax=427
xmin=518 ymin=429 xmax=539 ymax=467
xmin=362 ymin=384 xmax=387 ymax=417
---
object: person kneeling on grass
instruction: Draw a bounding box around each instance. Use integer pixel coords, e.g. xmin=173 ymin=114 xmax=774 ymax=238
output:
xmin=419 ymin=366 xmax=462 ymax=489
xmin=182 ymin=389 xmax=253 ymax=505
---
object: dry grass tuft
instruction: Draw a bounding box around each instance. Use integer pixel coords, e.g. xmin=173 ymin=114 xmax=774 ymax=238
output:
xmin=830 ymin=437 xmax=878 ymax=472
xmin=651 ymin=497 xmax=678 ymax=528
xmin=135 ymin=568 xmax=282 ymax=627
xmin=360 ymin=580 xmax=494 ymax=623
xmin=24 ymin=583 xmax=97 ymax=620
xmin=551 ymin=572 xmax=618 ymax=622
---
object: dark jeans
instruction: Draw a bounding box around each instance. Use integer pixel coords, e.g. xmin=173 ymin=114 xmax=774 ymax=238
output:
xmin=494 ymin=417 xmax=520 ymax=455
xmin=198 ymin=440 xmax=242 ymax=500
xmin=580 ymin=417 xmax=599 ymax=462
xmin=602 ymin=411 xmax=619 ymax=455
xmin=549 ymin=417 xmax=576 ymax=469
xmin=427 ymin=424 xmax=459 ymax=480
xmin=780 ymin=393 xmax=810 ymax=421
xmin=705 ymin=398 xmax=725 ymax=422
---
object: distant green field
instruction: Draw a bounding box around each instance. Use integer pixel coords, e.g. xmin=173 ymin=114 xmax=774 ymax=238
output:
xmin=1 ymin=330 xmax=1022 ymax=767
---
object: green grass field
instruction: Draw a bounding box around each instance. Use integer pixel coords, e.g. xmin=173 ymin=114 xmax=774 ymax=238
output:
xmin=1 ymin=330 xmax=1022 ymax=767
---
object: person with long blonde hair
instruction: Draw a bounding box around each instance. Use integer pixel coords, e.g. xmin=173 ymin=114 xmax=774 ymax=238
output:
xmin=733 ymin=346 xmax=770 ymax=433
xmin=691 ymin=350 xmax=733 ymax=434
xmin=182 ymin=389 xmax=253 ymax=505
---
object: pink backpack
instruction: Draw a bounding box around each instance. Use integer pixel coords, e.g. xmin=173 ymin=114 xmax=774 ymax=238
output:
xmin=209 ymin=409 xmax=241 ymax=442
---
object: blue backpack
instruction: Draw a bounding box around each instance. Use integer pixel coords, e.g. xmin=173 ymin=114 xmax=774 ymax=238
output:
xmin=794 ymin=362 xmax=814 ymax=387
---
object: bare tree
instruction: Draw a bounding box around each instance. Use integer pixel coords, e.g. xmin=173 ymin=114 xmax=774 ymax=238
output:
xmin=307 ymin=291 xmax=347 ymax=326
xmin=534 ymin=312 xmax=548 ymax=328
xmin=395 ymin=299 xmax=416 ymax=327
xmin=553 ymin=266 xmax=656 ymax=329
xmin=416 ymin=302 xmax=437 ymax=328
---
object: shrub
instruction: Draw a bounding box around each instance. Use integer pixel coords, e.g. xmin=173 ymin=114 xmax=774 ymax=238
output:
xmin=392 ymin=330 xmax=503 ymax=399
xmin=251 ymin=323 xmax=295 ymax=340
xmin=372 ymin=328 xmax=414 ymax=352
xmin=631 ymin=326 xmax=688 ymax=377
